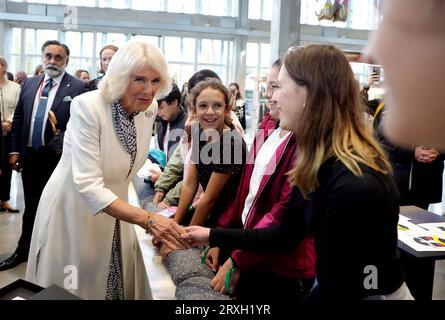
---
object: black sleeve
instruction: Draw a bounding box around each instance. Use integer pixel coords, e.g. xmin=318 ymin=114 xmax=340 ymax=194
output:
xmin=10 ymin=81 xmax=26 ymax=154
xmin=0 ymin=112 xmax=3 ymax=168
xmin=209 ymin=188 xmax=306 ymax=252
xmin=88 ymin=78 xmax=98 ymax=91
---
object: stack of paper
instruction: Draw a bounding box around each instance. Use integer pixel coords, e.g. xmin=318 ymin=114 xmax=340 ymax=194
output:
xmin=398 ymin=215 xmax=445 ymax=251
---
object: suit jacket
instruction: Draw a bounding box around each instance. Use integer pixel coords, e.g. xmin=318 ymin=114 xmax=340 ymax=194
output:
xmin=11 ymin=73 xmax=87 ymax=158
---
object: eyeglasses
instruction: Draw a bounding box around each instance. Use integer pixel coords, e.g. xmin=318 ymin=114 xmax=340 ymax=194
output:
xmin=196 ymin=102 xmax=225 ymax=112
xmin=260 ymin=82 xmax=280 ymax=97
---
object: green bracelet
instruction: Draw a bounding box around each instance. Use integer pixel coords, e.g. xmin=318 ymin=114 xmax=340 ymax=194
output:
xmin=225 ymin=258 xmax=235 ymax=295
xmin=201 ymin=246 xmax=210 ymax=265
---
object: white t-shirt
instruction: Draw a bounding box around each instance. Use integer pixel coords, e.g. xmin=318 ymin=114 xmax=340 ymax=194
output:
xmin=241 ymin=128 xmax=291 ymax=225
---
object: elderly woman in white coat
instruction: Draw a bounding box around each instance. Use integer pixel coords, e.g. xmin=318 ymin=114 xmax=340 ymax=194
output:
xmin=26 ymin=40 xmax=184 ymax=300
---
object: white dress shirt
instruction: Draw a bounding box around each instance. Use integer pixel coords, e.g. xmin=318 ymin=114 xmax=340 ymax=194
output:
xmin=27 ymin=72 xmax=65 ymax=147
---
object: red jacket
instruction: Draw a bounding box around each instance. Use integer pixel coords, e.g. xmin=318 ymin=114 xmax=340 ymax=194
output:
xmin=217 ymin=114 xmax=316 ymax=280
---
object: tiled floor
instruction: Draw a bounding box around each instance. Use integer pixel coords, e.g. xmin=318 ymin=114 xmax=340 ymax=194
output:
xmin=1 ymin=171 xmax=445 ymax=299
xmin=0 ymin=171 xmax=26 ymax=289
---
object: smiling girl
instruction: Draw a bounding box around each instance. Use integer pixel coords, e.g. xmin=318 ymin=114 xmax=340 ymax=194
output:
xmin=173 ymin=79 xmax=247 ymax=228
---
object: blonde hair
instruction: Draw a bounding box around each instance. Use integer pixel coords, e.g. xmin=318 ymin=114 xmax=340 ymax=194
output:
xmin=0 ymin=56 xmax=8 ymax=69
xmin=99 ymin=40 xmax=171 ymax=104
xmin=0 ymin=57 xmax=7 ymax=79
xmin=286 ymin=45 xmax=392 ymax=198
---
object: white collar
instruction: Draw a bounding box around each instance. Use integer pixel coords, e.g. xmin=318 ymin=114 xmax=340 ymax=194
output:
xmin=44 ymin=70 xmax=65 ymax=86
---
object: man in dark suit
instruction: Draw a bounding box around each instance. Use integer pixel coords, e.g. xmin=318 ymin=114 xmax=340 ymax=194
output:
xmin=374 ymin=102 xmax=444 ymax=210
xmin=0 ymin=40 xmax=87 ymax=271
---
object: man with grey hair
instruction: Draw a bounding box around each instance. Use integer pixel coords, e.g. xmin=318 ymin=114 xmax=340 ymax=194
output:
xmin=14 ymin=71 xmax=27 ymax=85
xmin=0 ymin=40 xmax=87 ymax=271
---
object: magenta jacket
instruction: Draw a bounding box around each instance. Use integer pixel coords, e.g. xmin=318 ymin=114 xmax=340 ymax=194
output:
xmin=216 ymin=114 xmax=316 ymax=280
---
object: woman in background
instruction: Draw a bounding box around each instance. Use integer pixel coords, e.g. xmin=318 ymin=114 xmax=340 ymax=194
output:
xmin=74 ymin=69 xmax=90 ymax=84
xmin=89 ymin=44 xmax=119 ymax=91
xmin=229 ymin=82 xmax=246 ymax=130
xmin=0 ymin=56 xmax=21 ymax=213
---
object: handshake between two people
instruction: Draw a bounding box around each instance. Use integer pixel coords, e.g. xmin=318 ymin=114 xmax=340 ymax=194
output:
xmin=148 ymin=213 xmax=211 ymax=259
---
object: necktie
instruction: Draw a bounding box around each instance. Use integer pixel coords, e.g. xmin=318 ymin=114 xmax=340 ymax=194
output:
xmin=32 ymin=78 xmax=53 ymax=150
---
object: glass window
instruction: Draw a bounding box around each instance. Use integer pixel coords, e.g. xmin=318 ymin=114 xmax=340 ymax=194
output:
xmin=182 ymin=38 xmax=196 ymax=63
xmin=245 ymin=67 xmax=258 ymax=91
xmin=25 ymin=29 xmax=58 ymax=54
xmin=25 ymin=29 xmax=36 ymax=54
xmin=260 ymin=43 xmax=270 ymax=67
xmin=197 ymin=65 xmax=226 ymax=84
xmin=65 ymin=0 xmax=95 ymax=6
xmin=37 ymin=29 xmax=58 ymax=51
xmin=167 ymin=0 xmax=195 ymax=14
xmin=105 ymin=33 xmax=128 ymax=47
xmin=262 ymin=0 xmax=273 ymax=21
xmin=132 ymin=35 xmax=161 ymax=49
xmin=99 ymin=0 xmax=128 ymax=9
xmin=259 ymin=67 xmax=268 ymax=80
xmin=132 ymin=0 xmax=164 ymax=11
xmin=82 ymin=33 xmax=94 ymax=57
xmin=198 ymin=39 xmax=225 ymax=65
xmin=65 ymin=31 xmax=81 ymax=57
xmin=164 ymin=37 xmax=181 ymax=62
xmin=96 ymin=33 xmax=104 ymax=52
xmin=178 ymin=64 xmax=196 ymax=87
xmin=300 ymin=0 xmax=322 ymax=25
xmin=246 ymin=42 xmax=259 ymax=67
xmin=12 ymin=28 xmax=21 ymax=54
xmin=349 ymin=0 xmax=380 ymax=30
xmin=25 ymin=0 xmax=59 ymax=4
xmin=248 ymin=0 xmax=261 ymax=19
xmin=201 ymin=0 xmax=228 ymax=16
xmin=228 ymin=0 xmax=238 ymax=17
xmin=168 ymin=63 xmax=195 ymax=88
xmin=9 ymin=55 xmax=21 ymax=75
xmin=66 ymin=58 xmax=81 ymax=75
xmin=25 ymin=56 xmax=42 ymax=75
xmin=248 ymin=0 xmax=272 ymax=20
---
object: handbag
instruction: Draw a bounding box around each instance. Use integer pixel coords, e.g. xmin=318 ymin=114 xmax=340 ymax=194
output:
xmin=47 ymin=111 xmax=65 ymax=155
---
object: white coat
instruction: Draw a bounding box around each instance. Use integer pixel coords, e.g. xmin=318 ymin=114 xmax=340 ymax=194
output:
xmin=26 ymin=90 xmax=157 ymax=299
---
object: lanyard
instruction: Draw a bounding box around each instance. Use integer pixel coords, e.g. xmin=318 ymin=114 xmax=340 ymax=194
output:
xmin=373 ymin=100 xmax=385 ymax=119
xmin=372 ymin=100 xmax=385 ymax=128
xmin=38 ymin=79 xmax=56 ymax=99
